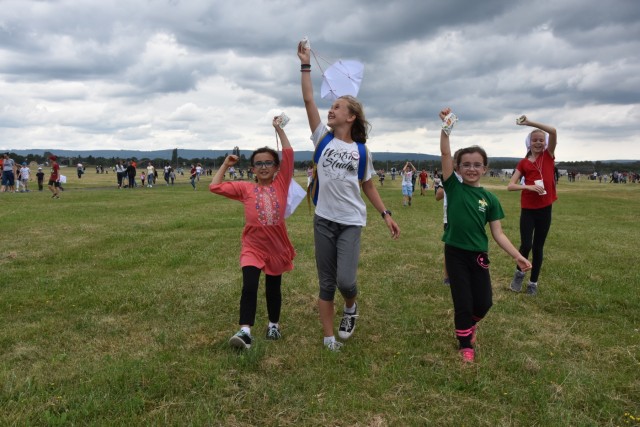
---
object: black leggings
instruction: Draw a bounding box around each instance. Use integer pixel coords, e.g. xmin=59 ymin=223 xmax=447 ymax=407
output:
xmin=517 ymin=205 xmax=553 ymax=283
xmin=445 ymin=245 xmax=493 ymax=349
xmin=239 ymin=266 xmax=282 ymax=326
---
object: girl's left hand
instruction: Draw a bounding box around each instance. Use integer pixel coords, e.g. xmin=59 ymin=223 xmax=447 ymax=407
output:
xmin=516 ymin=115 xmax=529 ymax=126
xmin=385 ymin=217 xmax=400 ymax=240
xmin=531 ymin=184 xmax=546 ymax=195
xmin=516 ymin=256 xmax=532 ymax=272
xmin=272 ymin=116 xmax=284 ymax=129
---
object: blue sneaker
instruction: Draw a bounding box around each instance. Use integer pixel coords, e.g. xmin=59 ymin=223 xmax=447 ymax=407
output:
xmin=526 ymin=282 xmax=538 ymax=296
xmin=510 ymin=270 xmax=526 ymax=292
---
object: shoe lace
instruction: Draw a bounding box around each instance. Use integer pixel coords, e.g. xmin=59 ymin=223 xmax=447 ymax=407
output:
xmin=340 ymin=314 xmax=358 ymax=329
xmin=327 ymin=341 xmax=343 ymax=351
xmin=267 ymin=327 xmax=279 ymax=338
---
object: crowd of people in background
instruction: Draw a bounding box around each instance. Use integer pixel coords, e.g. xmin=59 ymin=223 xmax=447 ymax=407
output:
xmin=0 ymin=151 xmax=638 ymax=196
xmin=108 ymin=160 xmax=217 ymax=189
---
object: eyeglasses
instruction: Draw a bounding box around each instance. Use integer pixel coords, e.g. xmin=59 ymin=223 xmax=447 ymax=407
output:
xmin=254 ymin=161 xmax=275 ymax=169
xmin=460 ymin=163 xmax=485 ymax=170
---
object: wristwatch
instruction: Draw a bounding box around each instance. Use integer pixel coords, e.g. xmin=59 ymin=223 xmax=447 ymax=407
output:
xmin=381 ymin=209 xmax=392 ymax=219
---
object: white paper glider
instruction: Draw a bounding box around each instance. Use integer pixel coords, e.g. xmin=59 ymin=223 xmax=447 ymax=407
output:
xmin=320 ymin=59 xmax=364 ymax=100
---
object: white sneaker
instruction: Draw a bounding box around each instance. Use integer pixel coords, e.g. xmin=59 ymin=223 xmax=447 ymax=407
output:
xmin=229 ymin=330 xmax=252 ymax=349
xmin=338 ymin=306 xmax=358 ymax=340
xmin=325 ymin=340 xmax=344 ymax=352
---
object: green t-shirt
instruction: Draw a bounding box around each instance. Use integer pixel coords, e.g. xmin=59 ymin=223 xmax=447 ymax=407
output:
xmin=442 ymin=173 xmax=504 ymax=252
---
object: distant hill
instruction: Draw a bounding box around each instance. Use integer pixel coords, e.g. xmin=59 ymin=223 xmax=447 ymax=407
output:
xmin=8 ymin=148 xmax=515 ymax=163
xmin=7 ymin=148 xmax=638 ymax=164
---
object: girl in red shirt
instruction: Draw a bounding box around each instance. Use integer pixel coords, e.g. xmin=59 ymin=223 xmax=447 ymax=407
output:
xmin=209 ymin=117 xmax=295 ymax=350
xmin=48 ymin=155 xmax=61 ymax=199
xmin=507 ymin=116 xmax=558 ymax=295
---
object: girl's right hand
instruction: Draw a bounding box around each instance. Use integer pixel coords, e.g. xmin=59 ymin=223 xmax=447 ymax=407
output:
xmin=297 ymin=41 xmax=310 ymax=63
xmin=439 ymin=107 xmax=451 ymax=121
xmin=224 ymin=155 xmax=239 ymax=166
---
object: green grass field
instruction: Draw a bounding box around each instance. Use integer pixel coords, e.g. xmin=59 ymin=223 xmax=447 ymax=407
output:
xmin=1 ymin=170 xmax=639 ymax=426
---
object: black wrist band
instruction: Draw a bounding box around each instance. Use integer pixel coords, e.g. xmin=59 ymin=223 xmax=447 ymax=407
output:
xmin=381 ymin=210 xmax=392 ymax=218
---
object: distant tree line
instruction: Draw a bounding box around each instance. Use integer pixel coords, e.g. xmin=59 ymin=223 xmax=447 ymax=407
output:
xmin=555 ymin=160 xmax=640 ymax=174
xmin=370 ymin=158 xmax=640 ymax=175
xmin=5 ymin=151 xmax=637 ymax=175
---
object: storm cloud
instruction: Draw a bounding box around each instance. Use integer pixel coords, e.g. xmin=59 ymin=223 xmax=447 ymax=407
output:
xmin=1 ymin=0 xmax=638 ymax=161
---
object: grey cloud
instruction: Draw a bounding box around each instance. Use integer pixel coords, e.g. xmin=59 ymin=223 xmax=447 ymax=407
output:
xmin=0 ymin=0 xmax=638 ymax=160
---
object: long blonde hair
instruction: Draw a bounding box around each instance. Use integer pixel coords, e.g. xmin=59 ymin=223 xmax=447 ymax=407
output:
xmin=339 ymin=95 xmax=371 ymax=143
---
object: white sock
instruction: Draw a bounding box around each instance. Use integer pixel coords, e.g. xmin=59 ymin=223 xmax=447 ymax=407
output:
xmin=323 ymin=336 xmax=336 ymax=346
xmin=268 ymin=322 xmax=278 ymax=328
xmin=241 ymin=326 xmax=251 ymax=335
xmin=344 ymin=303 xmax=357 ymax=314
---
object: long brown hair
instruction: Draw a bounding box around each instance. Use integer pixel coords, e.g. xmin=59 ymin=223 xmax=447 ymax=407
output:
xmin=339 ymin=95 xmax=371 ymax=143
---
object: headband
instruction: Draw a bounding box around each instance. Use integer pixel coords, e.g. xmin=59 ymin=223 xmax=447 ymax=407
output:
xmin=525 ymin=130 xmax=549 ymax=150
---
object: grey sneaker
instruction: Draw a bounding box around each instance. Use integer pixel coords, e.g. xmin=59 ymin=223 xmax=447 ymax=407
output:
xmin=526 ymin=282 xmax=538 ymax=296
xmin=338 ymin=306 xmax=358 ymax=340
xmin=265 ymin=325 xmax=281 ymax=340
xmin=325 ymin=340 xmax=344 ymax=352
xmin=510 ymin=270 xmax=526 ymax=292
xmin=229 ymin=330 xmax=252 ymax=349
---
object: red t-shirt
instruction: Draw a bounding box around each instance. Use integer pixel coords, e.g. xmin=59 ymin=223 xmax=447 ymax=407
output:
xmin=419 ymin=171 xmax=428 ymax=184
xmin=50 ymin=162 xmax=60 ymax=181
xmin=516 ymin=150 xmax=557 ymax=209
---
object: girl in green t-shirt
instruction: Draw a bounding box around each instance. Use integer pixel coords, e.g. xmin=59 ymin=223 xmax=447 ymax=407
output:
xmin=439 ymin=107 xmax=531 ymax=363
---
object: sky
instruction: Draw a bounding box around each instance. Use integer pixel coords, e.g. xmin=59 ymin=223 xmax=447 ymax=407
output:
xmin=1 ymin=0 xmax=639 ymax=162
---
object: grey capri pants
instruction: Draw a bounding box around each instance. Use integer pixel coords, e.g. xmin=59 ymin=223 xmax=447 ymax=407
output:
xmin=314 ymin=215 xmax=361 ymax=301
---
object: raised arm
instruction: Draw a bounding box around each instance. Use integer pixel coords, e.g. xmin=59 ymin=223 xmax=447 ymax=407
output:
xmin=211 ymin=155 xmax=238 ymax=185
xmin=298 ymin=41 xmax=321 ymax=134
xmin=439 ymin=107 xmax=453 ymax=181
xmin=273 ymin=116 xmax=291 ymax=151
xmin=518 ymin=115 xmax=557 ymax=157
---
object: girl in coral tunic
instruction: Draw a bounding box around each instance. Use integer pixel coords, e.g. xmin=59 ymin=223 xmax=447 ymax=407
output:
xmin=209 ymin=117 xmax=295 ymax=350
